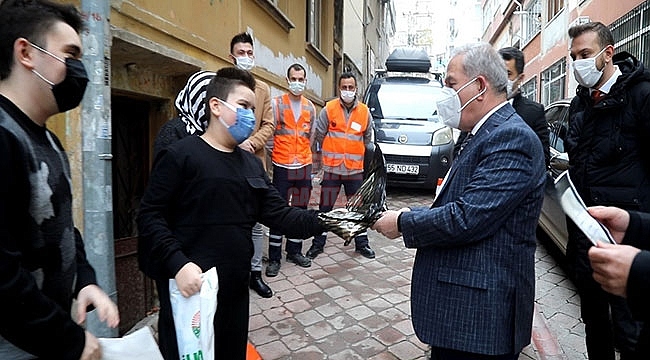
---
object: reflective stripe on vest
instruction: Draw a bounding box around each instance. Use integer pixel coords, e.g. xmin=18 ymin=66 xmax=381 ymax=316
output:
xmin=272 ymin=94 xmax=315 ymax=165
xmin=322 ymin=98 xmax=368 ymax=170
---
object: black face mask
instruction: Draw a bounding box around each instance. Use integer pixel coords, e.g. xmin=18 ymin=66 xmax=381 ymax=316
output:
xmin=30 ymin=42 xmax=89 ymax=112
xmin=51 ymin=58 xmax=89 ymax=112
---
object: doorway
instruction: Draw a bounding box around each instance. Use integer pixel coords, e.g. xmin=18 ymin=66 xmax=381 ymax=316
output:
xmin=111 ymin=95 xmax=156 ymax=334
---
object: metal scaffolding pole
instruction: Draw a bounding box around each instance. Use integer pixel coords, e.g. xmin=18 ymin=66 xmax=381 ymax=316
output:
xmin=80 ymin=0 xmax=117 ymax=338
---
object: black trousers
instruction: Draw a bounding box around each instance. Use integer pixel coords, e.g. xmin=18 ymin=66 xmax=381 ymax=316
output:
xmin=268 ymin=164 xmax=313 ymax=261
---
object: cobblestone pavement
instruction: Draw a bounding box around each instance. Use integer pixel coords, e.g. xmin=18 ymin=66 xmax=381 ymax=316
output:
xmin=130 ymin=186 xmax=591 ymax=359
xmin=245 ymin=187 xmax=589 ymax=359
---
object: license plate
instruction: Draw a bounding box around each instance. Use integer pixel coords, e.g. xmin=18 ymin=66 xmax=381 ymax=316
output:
xmin=387 ymin=163 xmax=419 ymax=175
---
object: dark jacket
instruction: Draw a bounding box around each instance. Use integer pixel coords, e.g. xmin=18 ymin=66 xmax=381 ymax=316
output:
xmin=152 ymin=116 xmax=191 ymax=160
xmin=622 ymin=210 xmax=650 ymax=356
xmin=565 ymin=51 xmax=650 ymax=299
xmin=566 ymin=51 xmax=650 ymax=212
xmin=512 ymin=93 xmax=550 ymax=167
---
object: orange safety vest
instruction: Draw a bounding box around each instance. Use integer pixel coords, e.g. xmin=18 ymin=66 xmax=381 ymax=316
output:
xmin=271 ymin=94 xmax=315 ymax=165
xmin=322 ymin=98 xmax=369 ymax=170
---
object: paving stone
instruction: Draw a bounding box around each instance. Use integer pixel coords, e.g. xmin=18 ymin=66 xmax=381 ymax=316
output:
xmin=294 ymin=309 xmax=324 ymax=326
xmin=284 ymin=298 xmax=312 ymax=313
xmin=304 ymin=321 xmax=336 ymax=340
xmin=376 ymin=325 xmax=407 ymax=345
xmin=346 ymin=304 xmax=376 ymax=321
xmin=328 ymin=313 xmax=356 ymax=330
xmin=333 ymin=294 xmax=363 ymax=309
xmin=256 ymin=340 xmax=291 ymax=359
xmin=323 ymin=285 xmax=351 ymax=299
xmin=389 ymin=340 xmax=427 ymax=360
xmin=270 ymin=317 xmax=301 ymax=336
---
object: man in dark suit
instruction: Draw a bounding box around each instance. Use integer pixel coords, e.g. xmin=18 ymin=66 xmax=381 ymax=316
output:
xmin=372 ymin=42 xmax=546 ymax=360
xmin=499 ymin=46 xmax=549 ymax=167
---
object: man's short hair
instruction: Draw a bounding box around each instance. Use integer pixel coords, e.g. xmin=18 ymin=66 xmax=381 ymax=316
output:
xmin=339 ymin=72 xmax=357 ymax=87
xmin=230 ymin=32 xmax=254 ymax=54
xmin=498 ymin=46 xmax=525 ymax=75
xmin=287 ymin=63 xmax=306 ymax=78
xmin=204 ymin=67 xmax=256 ymax=122
xmin=0 ymin=0 xmax=84 ymax=80
xmin=568 ymin=21 xmax=615 ymax=49
xmin=452 ymin=42 xmax=508 ymax=95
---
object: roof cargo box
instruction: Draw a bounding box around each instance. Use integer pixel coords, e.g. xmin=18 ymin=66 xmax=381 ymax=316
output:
xmin=385 ymin=47 xmax=431 ymax=73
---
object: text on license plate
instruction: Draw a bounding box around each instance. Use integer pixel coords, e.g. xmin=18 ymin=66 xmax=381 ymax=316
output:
xmin=387 ymin=164 xmax=419 ymax=175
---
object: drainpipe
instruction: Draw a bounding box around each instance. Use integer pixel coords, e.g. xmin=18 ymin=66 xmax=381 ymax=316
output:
xmin=80 ymin=0 xmax=117 ymax=338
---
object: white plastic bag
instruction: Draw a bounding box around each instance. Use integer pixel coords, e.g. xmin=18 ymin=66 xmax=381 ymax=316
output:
xmin=169 ymin=267 xmax=219 ymax=360
xmin=98 ymin=326 xmax=163 ymax=360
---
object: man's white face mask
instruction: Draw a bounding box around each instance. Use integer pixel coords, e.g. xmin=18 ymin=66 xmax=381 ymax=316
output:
xmin=572 ymin=46 xmax=607 ymax=88
xmin=234 ymin=56 xmax=255 ymax=71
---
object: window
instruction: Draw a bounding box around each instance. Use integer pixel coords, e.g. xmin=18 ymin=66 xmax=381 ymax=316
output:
xmin=541 ymin=59 xmax=566 ymax=106
xmin=521 ymin=77 xmax=537 ymax=102
xmin=610 ymin=0 xmax=650 ymax=65
xmin=522 ymin=0 xmax=541 ymax=44
xmin=545 ymin=104 xmax=569 ymax=153
xmin=253 ymin=0 xmax=294 ymax=32
xmin=546 ymin=0 xmax=564 ymax=21
xmin=306 ymin=0 xmax=330 ymax=66
xmin=307 ymin=0 xmax=321 ymax=48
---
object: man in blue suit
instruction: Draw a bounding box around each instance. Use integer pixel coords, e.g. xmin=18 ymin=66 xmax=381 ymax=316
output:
xmin=372 ymin=42 xmax=546 ymax=360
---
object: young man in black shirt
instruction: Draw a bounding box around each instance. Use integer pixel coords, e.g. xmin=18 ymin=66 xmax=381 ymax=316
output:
xmin=0 ymin=1 xmax=119 ymax=359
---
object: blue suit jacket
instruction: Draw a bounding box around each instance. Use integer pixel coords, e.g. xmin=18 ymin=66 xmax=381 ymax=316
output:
xmin=399 ymin=103 xmax=546 ymax=355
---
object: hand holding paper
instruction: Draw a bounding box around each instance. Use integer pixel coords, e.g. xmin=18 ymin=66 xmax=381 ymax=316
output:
xmin=554 ymin=171 xmax=616 ymax=245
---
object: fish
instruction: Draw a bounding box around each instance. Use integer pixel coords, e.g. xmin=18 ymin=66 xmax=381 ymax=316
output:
xmin=318 ymin=142 xmax=388 ymax=245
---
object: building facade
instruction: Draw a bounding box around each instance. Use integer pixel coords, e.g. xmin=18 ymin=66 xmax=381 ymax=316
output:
xmin=482 ymin=0 xmax=650 ymax=106
xmin=391 ymin=0 xmax=482 ymax=74
xmin=342 ymin=0 xmax=395 ymax=94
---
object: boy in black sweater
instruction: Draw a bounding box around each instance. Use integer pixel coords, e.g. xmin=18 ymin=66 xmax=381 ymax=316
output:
xmin=138 ymin=67 xmax=325 ymax=360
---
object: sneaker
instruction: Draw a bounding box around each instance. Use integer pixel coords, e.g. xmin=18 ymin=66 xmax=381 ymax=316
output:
xmin=355 ymin=246 xmax=375 ymax=259
xmin=306 ymin=245 xmax=324 ymax=259
xmin=286 ymin=253 xmax=312 ymax=267
xmin=265 ymin=260 xmax=281 ymax=277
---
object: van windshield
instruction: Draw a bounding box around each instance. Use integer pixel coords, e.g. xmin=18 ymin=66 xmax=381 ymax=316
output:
xmin=367 ymin=83 xmax=447 ymax=121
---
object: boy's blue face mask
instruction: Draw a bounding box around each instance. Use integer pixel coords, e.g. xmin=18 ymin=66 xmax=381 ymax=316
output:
xmin=216 ymin=98 xmax=256 ymax=144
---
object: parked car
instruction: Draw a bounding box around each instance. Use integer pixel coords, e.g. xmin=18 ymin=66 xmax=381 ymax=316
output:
xmin=364 ymin=48 xmax=454 ymax=189
xmin=538 ymin=98 xmax=572 ymax=254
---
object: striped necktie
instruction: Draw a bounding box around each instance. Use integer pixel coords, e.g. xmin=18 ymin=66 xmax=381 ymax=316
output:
xmin=456 ymin=133 xmax=474 ymax=157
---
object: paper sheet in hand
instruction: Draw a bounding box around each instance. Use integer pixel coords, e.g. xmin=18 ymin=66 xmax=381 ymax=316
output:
xmin=98 ymin=326 xmax=163 ymax=360
xmin=555 ymin=171 xmax=615 ymax=245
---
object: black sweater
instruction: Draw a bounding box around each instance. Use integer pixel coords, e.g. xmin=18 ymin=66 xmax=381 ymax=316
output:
xmin=0 ymin=95 xmax=96 ymax=360
xmin=137 ymin=135 xmax=325 ymax=279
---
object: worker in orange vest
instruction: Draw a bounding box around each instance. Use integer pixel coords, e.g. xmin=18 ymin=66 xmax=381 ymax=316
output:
xmin=307 ymin=73 xmax=376 ymax=260
xmin=265 ymin=63 xmax=317 ymax=277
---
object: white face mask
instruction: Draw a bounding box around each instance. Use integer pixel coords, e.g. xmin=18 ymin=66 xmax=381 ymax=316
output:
xmin=435 ymin=77 xmax=485 ymax=129
xmin=573 ymin=47 xmax=607 ymax=88
xmin=234 ymin=56 xmax=255 ymax=71
xmin=340 ymin=90 xmax=356 ymax=103
xmin=288 ymin=80 xmax=306 ymax=95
